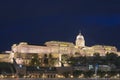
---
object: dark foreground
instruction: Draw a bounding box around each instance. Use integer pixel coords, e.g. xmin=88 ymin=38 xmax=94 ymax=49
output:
xmin=0 ymin=78 xmax=120 ymax=80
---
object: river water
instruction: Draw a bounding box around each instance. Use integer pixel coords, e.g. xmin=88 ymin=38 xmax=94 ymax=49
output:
xmin=0 ymin=78 xmax=120 ymax=80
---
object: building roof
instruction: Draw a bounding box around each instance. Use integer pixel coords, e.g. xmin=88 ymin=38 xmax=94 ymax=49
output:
xmin=45 ymin=41 xmax=74 ymax=47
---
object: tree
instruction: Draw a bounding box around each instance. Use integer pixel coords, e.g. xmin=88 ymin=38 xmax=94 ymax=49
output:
xmin=0 ymin=62 xmax=16 ymax=74
xmin=62 ymin=72 xmax=71 ymax=78
xmin=61 ymin=54 xmax=70 ymax=64
xmin=43 ymin=54 xmax=48 ymax=66
xmin=68 ymin=55 xmax=87 ymax=66
xmin=29 ymin=54 xmax=40 ymax=66
xmin=93 ymin=53 xmax=101 ymax=64
xmin=84 ymin=70 xmax=94 ymax=78
xmin=116 ymin=56 xmax=120 ymax=66
xmin=73 ymin=70 xmax=83 ymax=78
xmin=42 ymin=53 xmax=57 ymax=67
xmin=48 ymin=53 xmax=56 ymax=67
xmin=105 ymin=52 xmax=118 ymax=65
xmin=77 ymin=56 xmax=87 ymax=65
xmin=68 ymin=56 xmax=77 ymax=66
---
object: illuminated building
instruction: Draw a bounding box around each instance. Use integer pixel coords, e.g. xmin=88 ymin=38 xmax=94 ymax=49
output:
xmin=0 ymin=32 xmax=119 ymax=66
xmin=75 ymin=32 xmax=85 ymax=47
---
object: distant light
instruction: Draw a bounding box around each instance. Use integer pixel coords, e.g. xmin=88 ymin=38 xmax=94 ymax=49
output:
xmin=37 ymin=66 xmax=39 ymax=69
xmin=5 ymin=51 xmax=12 ymax=53
xmin=70 ymin=75 xmax=73 ymax=78
xmin=19 ymin=65 xmax=22 ymax=68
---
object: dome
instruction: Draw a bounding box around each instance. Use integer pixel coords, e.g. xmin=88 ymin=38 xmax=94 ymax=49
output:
xmin=76 ymin=33 xmax=84 ymax=40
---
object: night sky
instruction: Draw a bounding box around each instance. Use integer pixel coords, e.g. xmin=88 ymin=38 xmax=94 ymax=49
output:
xmin=0 ymin=0 xmax=120 ymax=51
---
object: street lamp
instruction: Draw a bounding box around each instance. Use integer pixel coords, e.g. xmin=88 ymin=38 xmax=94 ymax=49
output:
xmin=79 ymin=74 xmax=84 ymax=78
xmin=117 ymin=74 xmax=120 ymax=78
xmin=105 ymin=73 xmax=108 ymax=78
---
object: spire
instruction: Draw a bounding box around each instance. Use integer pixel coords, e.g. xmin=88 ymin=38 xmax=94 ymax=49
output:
xmin=79 ymin=30 xmax=82 ymax=35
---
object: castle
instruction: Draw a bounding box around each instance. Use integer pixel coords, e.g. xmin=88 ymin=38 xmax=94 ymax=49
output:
xmin=11 ymin=32 xmax=118 ymax=56
xmin=0 ymin=32 xmax=119 ymax=66
xmin=7 ymin=33 xmax=119 ymax=66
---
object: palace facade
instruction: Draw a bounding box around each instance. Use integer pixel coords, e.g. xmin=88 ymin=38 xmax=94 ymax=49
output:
xmin=0 ymin=32 xmax=119 ymax=66
xmin=11 ymin=33 xmax=118 ymax=56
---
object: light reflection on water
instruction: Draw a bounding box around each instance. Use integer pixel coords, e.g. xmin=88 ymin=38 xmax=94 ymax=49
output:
xmin=0 ymin=78 xmax=120 ymax=80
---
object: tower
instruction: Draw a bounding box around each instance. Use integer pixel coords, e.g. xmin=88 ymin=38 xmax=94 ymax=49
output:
xmin=75 ymin=32 xmax=85 ymax=47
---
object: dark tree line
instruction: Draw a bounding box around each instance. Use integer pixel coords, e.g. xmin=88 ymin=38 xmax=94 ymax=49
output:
xmin=29 ymin=52 xmax=120 ymax=68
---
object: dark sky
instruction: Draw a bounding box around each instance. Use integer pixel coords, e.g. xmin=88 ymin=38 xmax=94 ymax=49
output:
xmin=0 ymin=0 xmax=120 ymax=51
